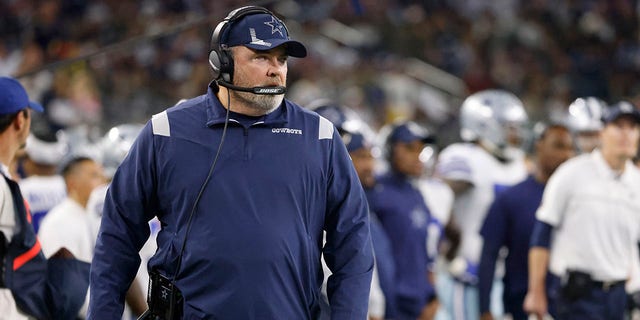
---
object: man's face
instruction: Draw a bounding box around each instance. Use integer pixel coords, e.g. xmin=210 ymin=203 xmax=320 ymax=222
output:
xmin=230 ymin=45 xmax=287 ymax=112
xmin=70 ymin=160 xmax=105 ymax=203
xmin=505 ymin=123 xmax=525 ymax=147
xmin=537 ymin=127 xmax=575 ymax=176
xmin=391 ymin=140 xmax=426 ymax=178
xmin=575 ymin=130 xmax=601 ymax=154
xmin=350 ymin=147 xmax=375 ymax=188
xmin=601 ymin=116 xmax=640 ymax=160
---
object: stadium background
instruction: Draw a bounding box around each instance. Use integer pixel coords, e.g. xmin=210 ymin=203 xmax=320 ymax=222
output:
xmin=2 ymin=0 xmax=639 ymax=148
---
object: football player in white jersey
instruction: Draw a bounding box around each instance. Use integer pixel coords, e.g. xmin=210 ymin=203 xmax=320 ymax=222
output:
xmin=564 ymin=97 xmax=606 ymax=154
xmin=435 ymin=90 xmax=529 ymax=320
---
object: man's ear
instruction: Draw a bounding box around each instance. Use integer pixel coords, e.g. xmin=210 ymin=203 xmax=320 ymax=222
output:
xmin=12 ymin=109 xmax=28 ymax=131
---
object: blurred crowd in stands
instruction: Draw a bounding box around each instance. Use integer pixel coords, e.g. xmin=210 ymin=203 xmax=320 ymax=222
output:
xmin=3 ymin=1 xmax=640 ymax=319
xmin=1 ymin=0 xmax=639 ymax=145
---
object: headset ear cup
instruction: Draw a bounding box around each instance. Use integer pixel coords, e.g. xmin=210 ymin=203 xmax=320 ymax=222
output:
xmin=219 ymin=50 xmax=234 ymax=83
xmin=209 ymin=50 xmax=221 ymax=79
xmin=209 ymin=49 xmax=234 ymax=83
xmin=209 ymin=6 xmax=273 ymax=83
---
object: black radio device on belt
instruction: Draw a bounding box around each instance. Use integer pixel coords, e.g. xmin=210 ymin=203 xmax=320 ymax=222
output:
xmin=138 ymin=270 xmax=184 ymax=320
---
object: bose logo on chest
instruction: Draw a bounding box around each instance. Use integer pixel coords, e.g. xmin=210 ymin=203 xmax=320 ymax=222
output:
xmin=272 ymin=128 xmax=303 ymax=135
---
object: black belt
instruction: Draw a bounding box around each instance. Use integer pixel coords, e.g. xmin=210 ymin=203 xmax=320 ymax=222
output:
xmin=592 ymin=279 xmax=625 ymax=291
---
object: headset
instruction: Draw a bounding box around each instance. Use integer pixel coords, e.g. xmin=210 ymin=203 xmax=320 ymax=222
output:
xmin=208 ymin=6 xmax=288 ymax=95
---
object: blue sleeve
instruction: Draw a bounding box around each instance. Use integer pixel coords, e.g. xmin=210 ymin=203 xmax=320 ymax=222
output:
xmin=530 ymin=220 xmax=552 ymax=248
xmin=88 ymin=124 xmax=158 ymax=319
xmin=323 ymin=131 xmax=374 ymax=319
xmin=478 ymin=195 xmax=508 ymax=314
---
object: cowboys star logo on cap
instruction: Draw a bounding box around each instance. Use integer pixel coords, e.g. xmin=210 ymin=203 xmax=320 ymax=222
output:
xmin=225 ymin=13 xmax=307 ymax=58
xmin=264 ymin=17 xmax=284 ymax=37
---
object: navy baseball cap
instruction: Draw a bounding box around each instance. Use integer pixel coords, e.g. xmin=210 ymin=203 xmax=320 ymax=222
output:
xmin=343 ymin=132 xmax=369 ymax=152
xmin=225 ymin=13 xmax=307 ymax=58
xmin=0 ymin=77 xmax=44 ymax=115
xmin=388 ymin=121 xmax=435 ymax=144
xmin=602 ymin=101 xmax=640 ymax=124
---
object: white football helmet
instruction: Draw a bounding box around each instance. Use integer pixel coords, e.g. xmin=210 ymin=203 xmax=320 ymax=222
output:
xmin=459 ymin=89 xmax=529 ymax=160
xmin=99 ymin=123 xmax=144 ymax=179
xmin=565 ymin=97 xmax=606 ymax=133
xmin=564 ymin=97 xmax=606 ymax=153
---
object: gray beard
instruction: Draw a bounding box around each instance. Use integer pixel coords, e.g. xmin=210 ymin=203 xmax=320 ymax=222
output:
xmin=232 ymin=90 xmax=284 ymax=113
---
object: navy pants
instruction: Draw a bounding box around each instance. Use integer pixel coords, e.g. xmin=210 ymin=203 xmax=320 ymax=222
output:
xmin=557 ymin=283 xmax=626 ymax=320
xmin=503 ymin=291 xmax=528 ymax=320
xmin=503 ymin=290 xmax=557 ymax=320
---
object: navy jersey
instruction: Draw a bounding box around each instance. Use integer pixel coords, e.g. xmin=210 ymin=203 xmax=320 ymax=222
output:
xmin=369 ymin=172 xmax=434 ymax=318
xmin=89 ymin=87 xmax=374 ymax=319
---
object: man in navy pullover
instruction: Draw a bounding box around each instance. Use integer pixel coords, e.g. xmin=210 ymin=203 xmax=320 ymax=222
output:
xmin=368 ymin=121 xmax=438 ymax=319
xmin=88 ymin=6 xmax=374 ymax=319
xmin=478 ymin=124 xmax=574 ymax=319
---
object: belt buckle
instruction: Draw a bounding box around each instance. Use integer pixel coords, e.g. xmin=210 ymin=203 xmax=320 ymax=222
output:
xmin=602 ymin=280 xmax=615 ymax=291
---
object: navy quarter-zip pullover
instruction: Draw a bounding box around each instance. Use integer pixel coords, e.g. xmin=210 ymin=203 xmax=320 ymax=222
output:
xmin=89 ymin=86 xmax=374 ymax=319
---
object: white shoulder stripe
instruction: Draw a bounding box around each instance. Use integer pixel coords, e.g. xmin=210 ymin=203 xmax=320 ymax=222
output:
xmin=151 ymin=111 xmax=170 ymax=137
xmin=318 ymin=116 xmax=334 ymax=140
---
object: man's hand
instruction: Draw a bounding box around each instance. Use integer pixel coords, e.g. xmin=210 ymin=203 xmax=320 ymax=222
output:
xmin=418 ymin=299 xmax=439 ymax=320
xmin=480 ymin=311 xmax=494 ymax=320
xmin=442 ymin=219 xmax=461 ymax=261
xmin=525 ymin=247 xmax=551 ymax=320
xmin=523 ymin=288 xmax=548 ymax=320
xmin=51 ymin=247 xmax=75 ymax=259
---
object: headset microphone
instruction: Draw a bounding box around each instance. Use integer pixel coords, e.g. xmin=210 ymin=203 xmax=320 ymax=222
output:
xmin=217 ymin=80 xmax=286 ymax=95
